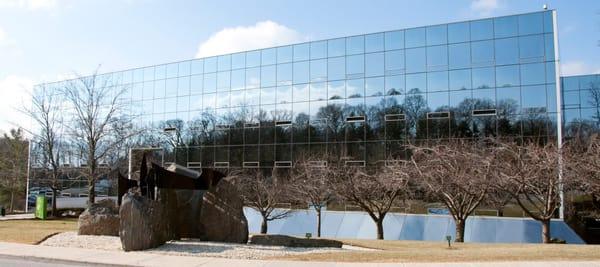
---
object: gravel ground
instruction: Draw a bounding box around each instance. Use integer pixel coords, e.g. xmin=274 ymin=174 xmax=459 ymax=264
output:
xmin=41 ymin=232 xmax=349 ymax=260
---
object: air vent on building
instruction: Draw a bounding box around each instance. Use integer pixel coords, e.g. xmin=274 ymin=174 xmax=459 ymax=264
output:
xmin=345 ymin=160 xmax=366 ymax=167
xmin=215 ymin=124 xmax=230 ymax=130
xmin=427 ymin=112 xmax=450 ymax=119
xmin=214 ymin=162 xmax=230 ymax=168
xmin=243 ymin=161 xmax=260 ymax=168
xmin=163 ymin=127 xmax=177 ymax=133
xmin=346 ymin=116 xmax=365 ymax=122
xmin=244 ymin=122 xmax=260 ymax=128
xmin=308 ymin=160 xmax=328 ymax=168
xmin=472 ymin=109 xmax=497 ymax=116
xmin=274 ymin=161 xmax=293 ymax=168
xmin=385 ymin=114 xmax=406 ymax=121
xmin=187 ymin=162 xmax=202 ymax=169
xmin=275 ymin=120 xmax=292 ymax=126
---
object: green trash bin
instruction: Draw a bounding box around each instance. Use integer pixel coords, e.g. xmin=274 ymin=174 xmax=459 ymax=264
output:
xmin=35 ymin=195 xmax=47 ymax=220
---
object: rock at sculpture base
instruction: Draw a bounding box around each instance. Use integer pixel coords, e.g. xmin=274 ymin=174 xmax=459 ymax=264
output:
xmin=78 ymin=199 xmax=119 ymax=236
xmin=119 ymin=192 xmax=168 ymax=251
xmin=199 ymin=178 xmax=248 ymax=243
xmin=249 ymin=234 xmax=343 ymax=248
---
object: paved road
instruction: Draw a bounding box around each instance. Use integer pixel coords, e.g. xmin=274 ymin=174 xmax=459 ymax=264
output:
xmin=0 ymin=255 xmax=113 ymax=267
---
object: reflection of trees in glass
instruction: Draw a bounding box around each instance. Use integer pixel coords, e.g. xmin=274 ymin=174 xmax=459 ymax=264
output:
xmin=586 ymin=82 xmax=600 ymax=126
xmin=403 ymin=89 xmax=429 ymax=138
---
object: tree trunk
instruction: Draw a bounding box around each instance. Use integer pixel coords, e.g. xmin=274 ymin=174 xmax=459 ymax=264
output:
xmin=260 ymin=216 xmax=268 ymax=234
xmin=316 ymin=208 xmax=322 ymax=237
xmin=51 ymin=189 xmax=58 ymax=217
xmin=376 ymin=218 xmax=384 ymax=240
xmin=87 ymin=180 xmax=95 ymax=207
xmin=455 ymin=219 xmax=466 ymax=242
xmin=541 ymin=219 xmax=551 ymax=243
xmin=9 ymin=191 xmax=14 ymax=213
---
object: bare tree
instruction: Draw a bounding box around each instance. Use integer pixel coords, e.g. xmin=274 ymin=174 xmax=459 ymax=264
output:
xmin=411 ymin=140 xmax=492 ymax=242
xmin=0 ymin=128 xmax=29 ymax=212
xmin=493 ymin=141 xmax=566 ymax=243
xmin=290 ymin=158 xmax=335 ymax=237
xmin=61 ymin=70 xmax=136 ymax=206
xmin=230 ymin=168 xmax=293 ymax=234
xmin=564 ymin=134 xmax=600 ymax=212
xmin=20 ymin=86 xmax=65 ymax=216
xmin=330 ymin=163 xmax=412 ymax=240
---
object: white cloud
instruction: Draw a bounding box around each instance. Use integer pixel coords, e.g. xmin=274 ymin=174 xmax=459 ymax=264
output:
xmin=0 ymin=0 xmax=57 ymax=9
xmin=561 ymin=61 xmax=600 ymax=76
xmin=470 ymin=0 xmax=501 ymax=17
xmin=0 ymin=75 xmax=34 ymax=132
xmin=195 ymin=21 xmax=305 ymax=58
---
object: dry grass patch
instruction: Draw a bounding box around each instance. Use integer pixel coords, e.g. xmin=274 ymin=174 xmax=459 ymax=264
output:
xmin=273 ymin=239 xmax=600 ymax=262
xmin=0 ymin=219 xmax=77 ymax=244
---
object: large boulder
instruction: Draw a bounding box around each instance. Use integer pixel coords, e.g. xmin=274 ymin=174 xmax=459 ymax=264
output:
xmin=119 ymin=192 xmax=168 ymax=251
xmin=198 ymin=178 xmax=248 ymax=243
xmin=249 ymin=234 xmax=343 ymax=248
xmin=78 ymin=199 xmax=119 ymax=236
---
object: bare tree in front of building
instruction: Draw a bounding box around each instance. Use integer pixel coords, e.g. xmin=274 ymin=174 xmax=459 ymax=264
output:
xmin=230 ymin=168 xmax=293 ymax=234
xmin=411 ymin=140 xmax=492 ymax=242
xmin=493 ymin=140 xmax=568 ymax=243
xmin=61 ymin=70 xmax=136 ymax=206
xmin=289 ymin=158 xmax=335 ymax=237
xmin=564 ymin=134 xmax=600 ymax=213
xmin=331 ymin=163 xmax=413 ymax=240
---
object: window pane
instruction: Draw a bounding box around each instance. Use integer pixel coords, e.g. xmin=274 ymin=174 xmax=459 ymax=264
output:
xmin=496 ymin=65 xmax=520 ymax=87
xmin=365 ymin=33 xmax=384 ymax=53
xmin=347 ymin=78 xmax=365 ymax=98
xmin=328 ymin=38 xmax=345 ymax=57
xmin=472 ymin=67 xmax=495 ymax=89
xmin=277 ymin=63 xmax=293 ymax=85
xmin=448 ymin=22 xmax=470 ymax=43
xmin=346 ymin=35 xmax=364 ymax=55
xmin=364 ymin=76 xmax=384 ymax=97
xmin=426 ymin=25 xmax=447 ymax=46
xmin=519 ymin=12 xmax=543 ymax=35
xmin=385 ymin=30 xmax=404 ymax=50
xmin=406 ymin=73 xmax=426 ymax=92
xmin=310 ymin=41 xmax=327 ymax=59
xmin=472 ymin=88 xmax=495 ymax=107
xmin=166 ymin=63 xmax=178 ymax=78
xmin=232 ymin=52 xmax=245 ymax=69
xmin=522 ymin=85 xmax=546 ymax=109
xmin=231 ymin=69 xmax=245 ymax=91
xmin=261 ymin=48 xmax=276 ymax=65
xmin=365 ymin=52 xmax=384 ymax=77
xmin=217 ymin=71 xmax=230 ymax=90
xmin=427 ymin=71 xmax=448 ymax=92
xmin=218 ymin=55 xmax=231 ymax=71
xmin=293 ymin=61 xmax=309 ymax=84
xmin=471 ymin=40 xmax=494 ymax=66
xmin=497 ymin=86 xmax=520 ymax=114
xmin=191 ymin=74 xmax=203 ymax=94
xmin=449 ymin=69 xmax=471 ymax=90
xmin=310 ymin=59 xmax=327 ymax=82
xmin=448 ymin=43 xmax=470 ymax=69
xmin=203 ymin=73 xmax=216 ymax=93
xmin=310 ymin=82 xmax=327 ymax=101
xmin=277 ymin=45 xmax=293 ymax=64
xmin=246 ymin=51 xmax=260 ymax=68
xmin=450 ymin=90 xmax=471 ymax=108
xmin=293 ymin=84 xmax=309 ymax=102
xmin=245 ymin=67 xmax=260 ymax=88
xmin=495 ymin=37 xmax=519 ymax=65
xmin=178 ymin=61 xmax=190 ymax=76
xmin=261 ymin=87 xmax=276 ymax=105
xmin=520 ymin=63 xmax=545 ymax=85
xmin=328 ymin=57 xmax=346 ymax=81
xmin=385 ymin=75 xmax=404 ymax=95
xmin=545 ymin=33 xmax=555 ymax=61
xmin=261 ymin=65 xmax=276 ymax=87
xmin=519 ymin=35 xmax=544 ymax=61
xmin=328 ymin=81 xmax=345 ymax=99
xmin=385 ymin=50 xmax=405 ymax=74
xmin=543 ymin=11 xmax=554 ymax=33
xmin=277 ymin=86 xmax=292 ymax=104
xmin=494 ymin=15 xmax=518 ymax=38
xmin=191 ymin=59 xmax=204 ymax=75
xmin=405 ymin=47 xmax=426 ymax=73
xmin=405 ymin=27 xmax=426 ymax=48
xmin=427 ymin=45 xmax=448 ymax=71
xmin=428 ymin=91 xmax=449 ymax=111
xmin=470 ymin=19 xmax=493 ymax=41
xmin=293 ymin=43 xmax=309 ymax=61
xmin=346 ymin=54 xmax=365 ymax=77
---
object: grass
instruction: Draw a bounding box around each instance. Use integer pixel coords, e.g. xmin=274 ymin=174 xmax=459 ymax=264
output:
xmin=273 ymin=239 xmax=600 ymax=262
xmin=0 ymin=219 xmax=77 ymax=244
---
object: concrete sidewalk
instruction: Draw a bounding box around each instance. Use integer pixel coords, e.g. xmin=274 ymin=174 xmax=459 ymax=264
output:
xmin=0 ymin=242 xmax=598 ymax=267
xmin=0 ymin=213 xmax=34 ymax=221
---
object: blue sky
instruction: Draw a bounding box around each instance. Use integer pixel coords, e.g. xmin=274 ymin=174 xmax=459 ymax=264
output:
xmin=0 ymin=0 xmax=599 ymax=132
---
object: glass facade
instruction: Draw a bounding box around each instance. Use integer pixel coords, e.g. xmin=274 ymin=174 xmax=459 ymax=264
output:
xmin=561 ymin=74 xmax=600 ymax=136
xmin=35 ymin=10 xmax=560 ymax=169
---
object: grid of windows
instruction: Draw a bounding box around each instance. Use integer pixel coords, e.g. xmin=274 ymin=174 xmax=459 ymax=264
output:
xmin=561 ymin=74 xmax=600 ymax=134
xmin=38 ymin=11 xmax=560 ymax=168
